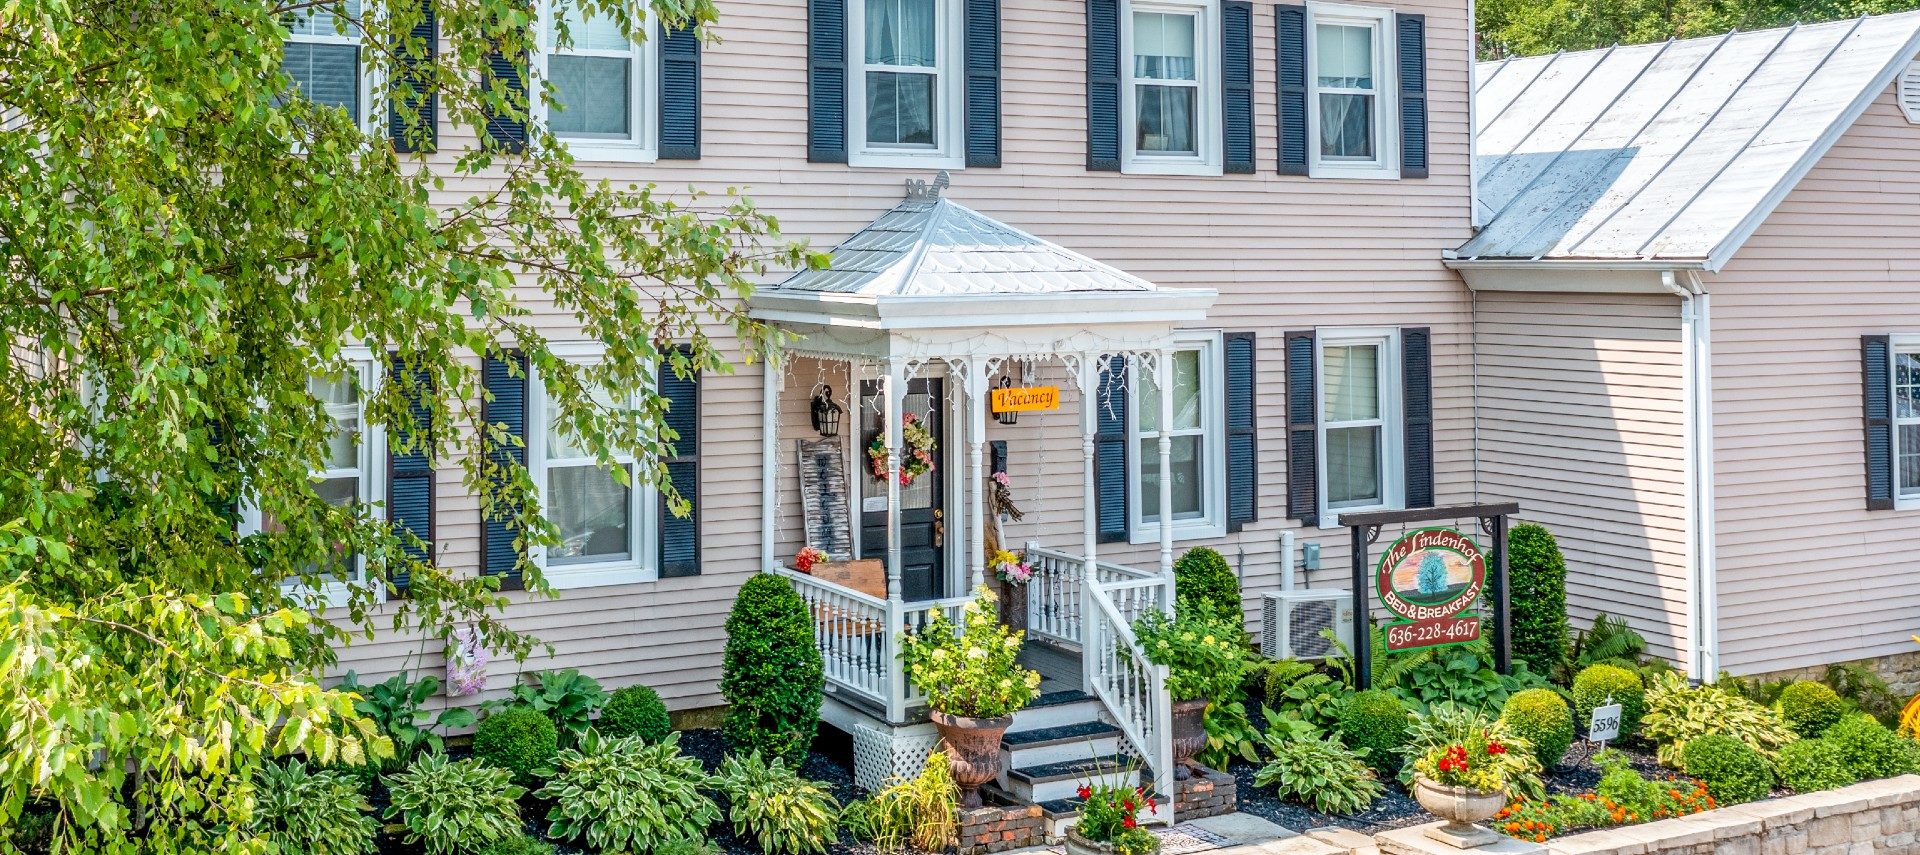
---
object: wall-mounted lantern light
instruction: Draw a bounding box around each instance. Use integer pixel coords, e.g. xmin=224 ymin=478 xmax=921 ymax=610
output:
xmin=810 ymin=385 xmax=843 ymax=438
xmin=995 ymin=376 xmax=1018 ymax=426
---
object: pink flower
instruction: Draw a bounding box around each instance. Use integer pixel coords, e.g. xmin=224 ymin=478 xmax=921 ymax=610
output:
xmin=992 ymin=471 xmax=1011 ymax=487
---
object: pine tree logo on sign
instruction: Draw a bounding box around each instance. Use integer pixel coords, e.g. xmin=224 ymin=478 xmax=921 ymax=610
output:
xmin=1375 ymin=526 xmax=1487 ymax=651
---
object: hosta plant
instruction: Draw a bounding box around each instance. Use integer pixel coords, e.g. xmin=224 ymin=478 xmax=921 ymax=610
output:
xmin=250 ymin=760 xmax=376 ymax=855
xmin=492 ymin=668 xmax=608 ymax=747
xmin=710 ymin=751 xmax=841 ymax=855
xmin=383 ymin=755 xmax=523 ymax=855
xmin=897 ymin=587 xmax=1041 ymax=719
xmin=536 ymin=730 xmax=720 ymax=854
xmin=1642 ymin=672 xmax=1796 ymax=766
xmin=1253 ymin=720 xmax=1383 ymax=816
xmin=336 ymin=671 xmax=476 ymax=769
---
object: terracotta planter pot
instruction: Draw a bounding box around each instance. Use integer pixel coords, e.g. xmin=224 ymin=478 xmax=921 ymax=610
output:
xmin=1064 ymin=828 xmax=1161 ymax=855
xmin=1411 ymin=775 xmax=1507 ymax=849
xmin=930 ymin=710 xmax=1013 ymax=809
xmin=1169 ymin=698 xmax=1210 ymax=781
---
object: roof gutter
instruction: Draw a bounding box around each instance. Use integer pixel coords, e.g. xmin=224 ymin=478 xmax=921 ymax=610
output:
xmin=1443 ymin=256 xmax=1712 ymax=271
xmin=1661 ymin=270 xmax=1718 ymax=681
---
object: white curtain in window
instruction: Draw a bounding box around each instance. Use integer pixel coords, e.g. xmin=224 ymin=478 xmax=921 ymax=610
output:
xmin=1132 ymin=11 xmax=1196 ymax=154
xmin=1898 ymin=353 xmax=1920 ymax=495
xmin=553 ymin=1 xmax=633 ymax=50
xmin=1323 ymin=344 xmax=1382 ymax=506
xmin=866 ymin=0 xmax=936 ymax=66
xmin=1133 ymin=12 xmax=1196 ymax=80
xmin=548 ymin=3 xmax=635 ymax=139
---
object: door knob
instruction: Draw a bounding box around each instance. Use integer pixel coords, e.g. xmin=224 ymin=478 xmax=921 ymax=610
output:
xmin=933 ymin=509 xmax=944 ymax=548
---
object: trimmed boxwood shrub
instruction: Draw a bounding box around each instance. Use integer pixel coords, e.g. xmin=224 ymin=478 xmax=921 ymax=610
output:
xmin=1825 ymin=714 xmax=1920 ymax=781
xmin=722 ymin=574 xmax=826 ymax=767
xmin=1573 ymin=663 xmax=1647 ymax=740
xmin=1337 ymin=689 xmax=1410 ymax=778
xmin=1174 ymin=547 xmax=1241 ymax=624
xmin=1778 ymin=680 xmax=1847 ymax=738
xmin=471 ymin=705 xmax=558 ymax=788
xmin=1507 ymin=524 xmax=1568 ymax=674
xmin=1502 ymin=688 xmax=1575 ymax=769
xmin=1681 ymin=734 xmax=1772 ymax=804
xmin=1774 ymin=738 xmax=1858 ymax=793
xmin=600 ymin=684 xmax=672 ymax=743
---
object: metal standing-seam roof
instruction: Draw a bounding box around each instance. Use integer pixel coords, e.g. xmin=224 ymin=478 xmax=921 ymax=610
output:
xmin=1456 ymin=12 xmax=1920 ymax=270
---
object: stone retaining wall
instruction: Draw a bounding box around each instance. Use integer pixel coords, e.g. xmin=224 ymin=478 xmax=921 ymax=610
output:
xmin=1548 ymin=775 xmax=1920 ymax=855
xmin=1175 ymin=766 xmax=1238 ymax=821
xmin=957 ymin=802 xmax=1045 ymax=855
xmin=1748 ymin=650 xmax=1920 ymax=701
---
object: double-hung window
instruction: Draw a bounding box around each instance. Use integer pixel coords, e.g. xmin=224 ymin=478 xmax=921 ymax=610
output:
xmin=283 ymin=1 xmax=375 ymax=129
xmin=1306 ymin=3 xmax=1396 ymax=179
xmin=540 ymin=0 xmax=659 ymax=161
xmin=1319 ymin=330 xmax=1401 ymax=518
xmin=850 ymin=0 xmax=964 ymax=168
xmin=1129 ymin=332 xmax=1226 ymax=542
xmin=1896 ymin=341 xmax=1920 ymax=505
xmin=530 ymin=353 xmax=658 ymax=588
xmin=1123 ymin=0 xmax=1221 ymax=175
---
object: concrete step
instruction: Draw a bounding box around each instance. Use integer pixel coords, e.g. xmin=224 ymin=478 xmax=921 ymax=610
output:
xmin=1008 ymin=689 xmax=1104 ymax=733
xmin=1005 ymin=753 xmax=1138 ymax=804
xmin=1002 ymin=720 xmax=1125 ymax=769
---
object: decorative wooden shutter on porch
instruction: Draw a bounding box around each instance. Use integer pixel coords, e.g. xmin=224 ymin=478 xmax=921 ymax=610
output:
xmin=1396 ymin=13 xmax=1429 ymax=179
xmin=1274 ymin=4 xmax=1309 ymax=176
xmin=1224 ymin=332 xmax=1258 ymax=530
xmin=1284 ymin=330 xmax=1317 ymax=525
xmin=658 ymin=352 xmax=702 ymax=577
xmin=1865 ymin=335 xmax=1895 ymax=510
xmin=658 ymin=22 xmax=702 ymax=159
xmin=1401 ymin=327 xmax=1434 ymax=508
xmin=482 ymin=352 xmax=528 ymax=590
xmin=1095 ymin=355 xmax=1130 ymax=542
xmin=389 ymin=0 xmax=438 ymax=153
xmin=808 ymin=0 xmax=849 ymax=163
xmin=965 ymin=0 xmax=1002 ymax=167
xmin=388 ymin=355 xmax=436 ymax=593
xmin=1222 ymin=1 xmax=1255 ymax=174
xmin=1085 ymin=0 xmax=1122 ymax=171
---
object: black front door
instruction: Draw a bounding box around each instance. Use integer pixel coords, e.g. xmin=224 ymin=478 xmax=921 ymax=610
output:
xmin=860 ymin=378 xmax=946 ymax=602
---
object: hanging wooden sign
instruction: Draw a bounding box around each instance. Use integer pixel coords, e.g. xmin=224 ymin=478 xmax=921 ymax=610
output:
xmin=1375 ymin=526 xmax=1486 ymax=652
xmin=991 ymin=385 xmax=1060 ymax=413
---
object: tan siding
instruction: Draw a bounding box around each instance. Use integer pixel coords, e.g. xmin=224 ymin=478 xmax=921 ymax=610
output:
xmin=328 ymin=0 xmax=1477 ymax=712
xmin=1473 ymin=291 xmax=1691 ymax=661
xmin=1706 ymin=86 xmax=1920 ymax=676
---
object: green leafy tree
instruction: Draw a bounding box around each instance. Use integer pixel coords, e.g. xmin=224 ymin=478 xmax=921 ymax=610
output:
xmin=1415 ymin=552 xmax=1449 ymax=596
xmin=1478 ymin=0 xmax=1920 ymax=59
xmin=0 ymin=1 xmax=811 ymax=851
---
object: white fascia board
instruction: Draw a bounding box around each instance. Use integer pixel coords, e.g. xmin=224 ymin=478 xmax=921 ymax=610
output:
xmin=1449 ymin=261 xmax=1703 ymax=295
xmin=872 ymin=290 xmax=1219 ymax=330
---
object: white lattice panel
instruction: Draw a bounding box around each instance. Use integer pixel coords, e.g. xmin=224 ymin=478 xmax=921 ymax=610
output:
xmin=852 ymin=723 xmax=944 ymax=792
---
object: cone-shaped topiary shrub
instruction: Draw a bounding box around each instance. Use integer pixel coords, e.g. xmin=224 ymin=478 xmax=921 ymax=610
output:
xmin=722 ymin=574 xmax=825 ymax=767
xmin=472 ymin=705 xmax=558 ymax=788
xmin=1174 ymin=547 xmax=1241 ymax=624
xmin=1681 ymin=734 xmax=1773 ymax=804
xmin=1777 ymin=680 xmax=1846 ymax=738
xmin=1502 ymin=688 xmax=1575 ymax=769
xmin=1774 ymin=738 xmax=1857 ymax=793
xmin=1337 ymin=689 xmax=1410 ymax=778
xmin=600 ymin=684 xmax=672 ymax=743
xmin=1508 ymin=524 xmax=1568 ymax=674
xmin=1573 ymin=663 xmax=1646 ymax=740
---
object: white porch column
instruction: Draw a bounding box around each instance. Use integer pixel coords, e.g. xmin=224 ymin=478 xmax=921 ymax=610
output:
xmin=1078 ymin=353 xmax=1100 ymax=568
xmin=968 ymin=357 xmax=988 ymax=593
xmin=884 ymin=358 xmax=907 ymax=602
xmin=1156 ymin=348 xmax=1175 ymax=581
xmin=760 ymin=353 xmax=782 ymax=573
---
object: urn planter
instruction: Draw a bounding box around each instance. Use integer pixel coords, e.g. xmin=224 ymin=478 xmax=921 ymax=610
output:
xmin=1411 ymin=776 xmax=1507 ymax=849
xmin=1169 ymin=698 xmax=1210 ymax=781
xmin=930 ymin=710 xmax=1013 ymax=809
xmin=1064 ymin=828 xmax=1161 ymax=855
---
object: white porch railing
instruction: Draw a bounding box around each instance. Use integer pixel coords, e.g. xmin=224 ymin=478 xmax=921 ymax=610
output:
xmin=1025 ymin=543 xmax=1164 ymax=648
xmin=775 ymin=567 xmax=971 ymax=723
xmin=1086 ymin=573 xmax=1175 ymax=817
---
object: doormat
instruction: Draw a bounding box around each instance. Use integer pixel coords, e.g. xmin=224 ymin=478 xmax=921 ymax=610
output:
xmin=1047 ymin=823 xmax=1230 ymax=855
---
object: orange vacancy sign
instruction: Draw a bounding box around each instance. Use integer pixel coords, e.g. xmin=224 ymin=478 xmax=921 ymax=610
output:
xmin=990 ymin=386 xmax=1060 ymax=413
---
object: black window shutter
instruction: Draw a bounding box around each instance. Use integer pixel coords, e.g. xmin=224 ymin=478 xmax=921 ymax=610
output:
xmin=1095 ymin=355 xmax=1130 ymax=542
xmin=1396 ymin=13 xmax=1428 ymax=179
xmin=482 ymin=48 xmax=529 ymax=153
xmin=659 ymin=23 xmax=702 ymax=160
xmin=1401 ymin=327 xmax=1434 ymax=508
xmin=1222 ymin=1 xmax=1255 ymax=174
xmin=1224 ymin=333 xmax=1258 ymax=531
xmin=1274 ymin=4 xmax=1308 ymax=176
xmin=390 ymin=0 xmax=438 ymax=153
xmin=1085 ymin=0 xmax=1122 ymax=172
xmin=482 ymin=352 xmax=527 ymax=589
xmin=1865 ymin=335 xmax=1895 ymax=511
xmin=388 ymin=355 xmax=435 ymax=593
xmin=659 ymin=350 xmax=701 ymax=578
xmin=808 ymin=0 xmax=848 ymax=163
xmin=1285 ymin=331 xmax=1318 ymax=525
xmin=964 ymin=0 xmax=1002 ymax=167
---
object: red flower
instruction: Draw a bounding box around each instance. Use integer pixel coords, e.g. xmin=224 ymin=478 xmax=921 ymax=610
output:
xmin=1123 ymin=816 xmax=1137 ymax=829
xmin=1077 ymin=785 xmax=1092 ymax=800
xmin=1147 ymin=798 xmax=1159 ymax=814
xmin=1487 ymin=742 xmax=1507 ymax=755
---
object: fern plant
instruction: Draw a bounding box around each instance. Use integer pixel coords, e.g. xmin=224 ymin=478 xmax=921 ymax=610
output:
xmin=1324 ymin=624 xmax=1434 ymax=691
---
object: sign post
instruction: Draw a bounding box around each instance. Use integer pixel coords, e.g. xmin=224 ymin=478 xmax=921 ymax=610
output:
xmin=1588 ymin=695 xmax=1624 ymax=753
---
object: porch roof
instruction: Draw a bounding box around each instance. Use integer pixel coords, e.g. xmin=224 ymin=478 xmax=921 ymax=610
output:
xmin=749 ymin=179 xmax=1216 ymax=360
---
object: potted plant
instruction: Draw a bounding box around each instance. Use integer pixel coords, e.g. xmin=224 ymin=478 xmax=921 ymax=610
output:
xmin=1412 ymin=738 xmax=1517 ymax=848
xmin=1065 ymin=776 xmax=1159 ymax=855
xmin=897 ymin=587 xmax=1042 ymax=808
xmin=1132 ymin=610 xmax=1250 ymax=780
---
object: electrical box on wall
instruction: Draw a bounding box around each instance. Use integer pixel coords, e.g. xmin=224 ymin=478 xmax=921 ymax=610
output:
xmin=1302 ymin=541 xmax=1321 ymax=571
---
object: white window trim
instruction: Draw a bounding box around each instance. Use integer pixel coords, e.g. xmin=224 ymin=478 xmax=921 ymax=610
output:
xmin=1121 ymin=0 xmax=1224 ymax=176
xmin=534 ymin=1 xmax=661 ymax=163
xmin=1305 ymin=1 xmax=1398 ymax=180
xmin=1128 ymin=330 xmax=1228 ymax=544
xmin=285 ymin=5 xmax=387 ymax=136
xmin=847 ymin=0 xmax=967 ymax=169
xmin=241 ymin=347 xmax=386 ymax=611
xmin=1316 ymin=328 xmax=1403 ymax=527
xmin=1893 ymin=334 xmax=1920 ymax=510
xmin=529 ymin=342 xmax=659 ymax=589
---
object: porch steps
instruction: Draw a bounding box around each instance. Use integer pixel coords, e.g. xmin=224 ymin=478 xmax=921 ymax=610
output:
xmin=1002 ymin=720 xmax=1125 ymax=768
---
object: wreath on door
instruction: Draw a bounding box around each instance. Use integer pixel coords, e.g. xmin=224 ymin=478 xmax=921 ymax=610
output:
xmin=868 ymin=411 xmax=938 ymax=486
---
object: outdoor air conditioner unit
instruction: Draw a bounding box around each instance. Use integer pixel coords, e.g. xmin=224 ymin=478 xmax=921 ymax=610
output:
xmin=1261 ymin=590 xmax=1355 ymax=661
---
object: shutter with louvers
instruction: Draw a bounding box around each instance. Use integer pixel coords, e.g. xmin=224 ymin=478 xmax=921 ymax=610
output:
xmin=1086 ymin=0 xmax=1122 ymax=172
xmin=1401 ymin=327 xmax=1434 ymax=508
xmin=1285 ymin=331 xmax=1317 ymax=525
xmin=808 ymin=0 xmax=849 ymax=163
xmin=482 ymin=353 xmax=527 ymax=589
xmin=659 ymin=23 xmax=702 ymax=159
xmin=659 ymin=351 xmax=701 ymax=578
xmin=1095 ymin=355 xmax=1129 ymax=541
xmin=390 ymin=0 xmax=438 ymax=153
xmin=1224 ymin=333 xmax=1258 ymax=530
xmin=965 ymin=0 xmax=1002 ymax=167
xmin=388 ymin=355 xmax=436 ymax=594
xmin=482 ymin=47 xmax=529 ymax=153
xmin=1866 ymin=335 xmax=1895 ymax=511
xmin=1275 ymin=4 xmax=1308 ymax=175
xmin=1396 ymin=13 xmax=1428 ymax=179
xmin=1223 ymin=2 xmax=1255 ymax=174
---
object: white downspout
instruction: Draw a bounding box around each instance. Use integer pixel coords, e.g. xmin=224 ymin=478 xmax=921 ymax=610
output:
xmin=761 ymin=355 xmax=781 ymax=573
xmin=1661 ymin=271 xmax=1717 ymax=680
